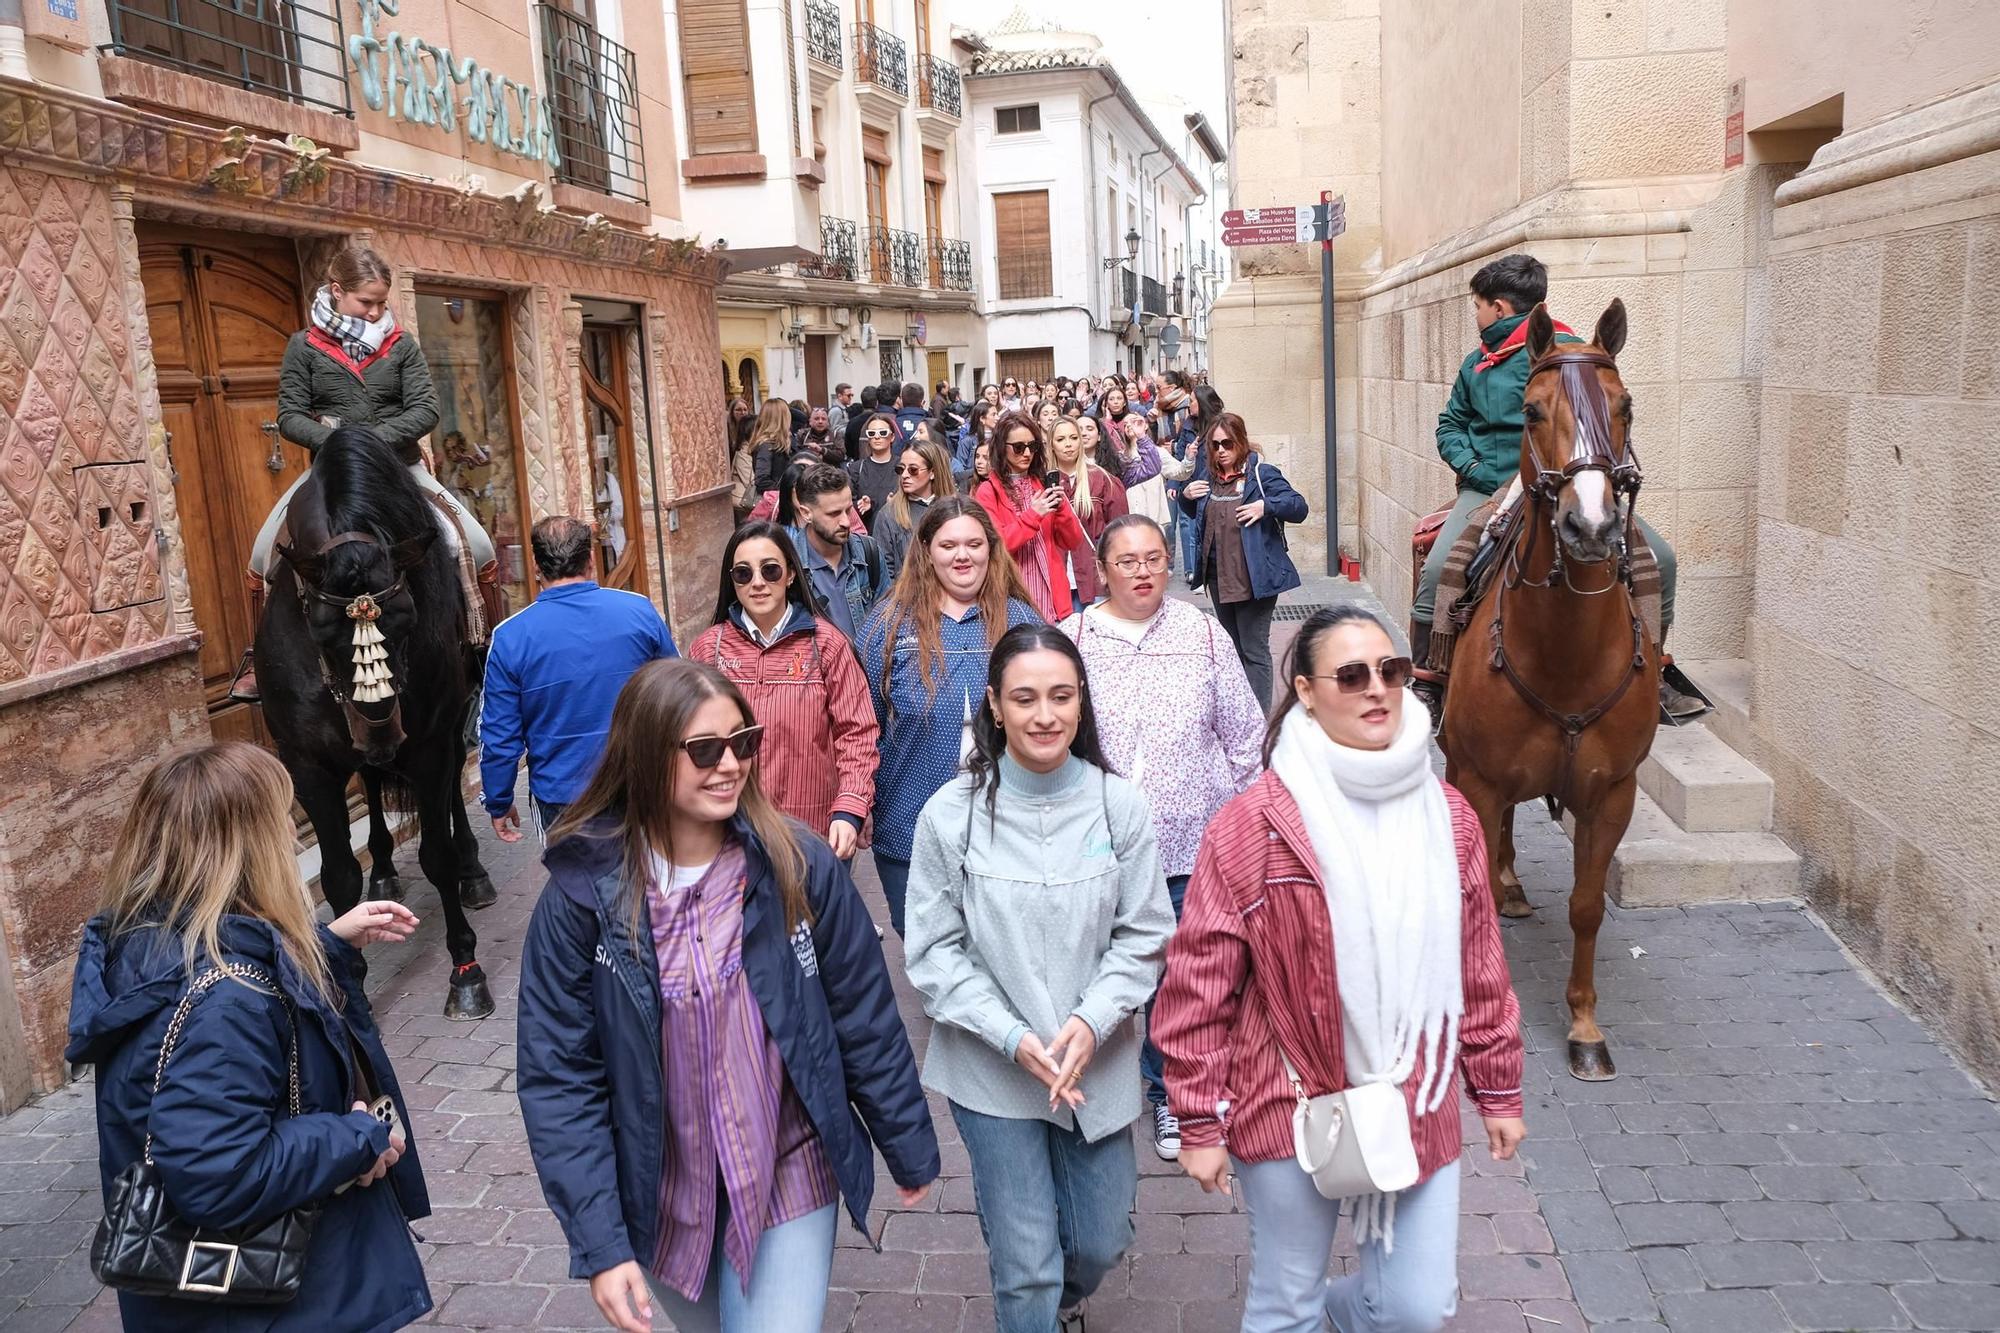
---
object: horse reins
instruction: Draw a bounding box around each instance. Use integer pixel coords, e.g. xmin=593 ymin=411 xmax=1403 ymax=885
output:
xmin=287 ymin=530 xmax=410 ymax=753
xmin=1487 ymin=349 xmax=1650 ymax=817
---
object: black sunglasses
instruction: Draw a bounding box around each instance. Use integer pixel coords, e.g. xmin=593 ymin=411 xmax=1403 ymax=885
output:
xmin=894 ymin=462 xmax=929 ymax=475
xmin=1308 ymin=657 xmax=1415 ymax=693
xmin=1005 ymin=439 xmax=1036 ymax=452
xmin=680 ymin=725 xmax=764 ymax=768
xmin=730 ymin=559 xmax=786 ymax=586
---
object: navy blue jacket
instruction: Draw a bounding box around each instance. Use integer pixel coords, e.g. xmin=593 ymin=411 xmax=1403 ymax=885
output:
xmin=479 ymin=581 xmax=677 ymax=816
xmin=1177 ymin=453 xmax=1309 ymax=600
xmin=516 ymin=814 xmax=939 ymax=1279
xmin=894 ymin=406 xmax=931 ymax=442
xmin=66 ymin=915 xmax=430 ymax=1333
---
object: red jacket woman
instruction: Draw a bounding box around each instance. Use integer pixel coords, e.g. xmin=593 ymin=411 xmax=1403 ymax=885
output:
xmin=974 ymin=410 xmax=1088 ymax=622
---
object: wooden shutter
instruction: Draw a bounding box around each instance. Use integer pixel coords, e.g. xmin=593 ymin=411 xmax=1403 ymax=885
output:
xmin=923 ymin=146 xmax=945 ymax=184
xmin=863 ymin=126 xmax=892 ymax=165
xmin=680 ymin=0 xmax=757 ymax=156
xmin=996 ymin=347 xmax=1055 ymax=384
xmin=993 ymin=190 xmax=1051 ymax=299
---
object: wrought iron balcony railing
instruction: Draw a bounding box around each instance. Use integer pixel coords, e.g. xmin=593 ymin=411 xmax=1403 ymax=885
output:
xmin=1142 ymin=274 xmax=1171 ymax=317
xmin=852 ymin=22 xmax=907 ymax=96
xmin=799 ymin=216 xmax=859 ymax=282
xmin=865 ymin=226 xmax=925 ymax=286
xmin=918 ymin=55 xmax=961 ymax=117
xmin=538 ymin=3 xmax=648 ymax=203
xmin=804 ymin=0 xmax=841 ymax=70
xmin=1117 ymin=268 xmax=1138 ymax=317
xmin=103 ymin=0 xmax=352 ymax=116
xmin=929 ymin=236 xmax=972 ymax=291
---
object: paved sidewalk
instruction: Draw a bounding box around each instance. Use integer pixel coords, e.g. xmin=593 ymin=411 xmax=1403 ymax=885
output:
xmin=1 ymin=586 xmax=1996 ymax=1330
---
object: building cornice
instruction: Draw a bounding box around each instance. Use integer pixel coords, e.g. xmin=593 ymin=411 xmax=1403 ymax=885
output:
xmin=0 ymin=76 xmax=728 ymax=283
xmin=964 ymin=56 xmax=1204 ymax=196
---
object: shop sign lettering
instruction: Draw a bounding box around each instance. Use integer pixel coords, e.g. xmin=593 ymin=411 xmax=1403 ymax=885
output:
xmin=348 ymin=0 xmax=560 ymax=168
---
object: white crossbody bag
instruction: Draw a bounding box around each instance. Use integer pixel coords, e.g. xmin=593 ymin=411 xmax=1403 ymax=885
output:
xmin=1278 ymin=1046 xmax=1420 ymax=1201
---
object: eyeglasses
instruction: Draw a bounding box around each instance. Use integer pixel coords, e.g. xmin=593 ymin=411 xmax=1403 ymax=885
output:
xmin=1110 ymin=552 xmax=1170 ymax=575
xmin=894 ymin=463 xmax=929 ymax=476
xmin=730 ymin=559 xmax=786 ymax=586
xmin=1308 ymin=657 xmax=1415 ymax=693
xmin=863 ymin=428 xmax=895 ymax=439
xmin=1005 ymin=439 xmax=1035 ymax=453
xmin=680 ymin=724 xmax=765 ymax=768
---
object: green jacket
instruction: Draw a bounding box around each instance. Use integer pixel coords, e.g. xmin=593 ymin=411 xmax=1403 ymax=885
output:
xmin=277 ymin=328 xmax=439 ymax=459
xmin=1434 ymin=312 xmax=1581 ymax=495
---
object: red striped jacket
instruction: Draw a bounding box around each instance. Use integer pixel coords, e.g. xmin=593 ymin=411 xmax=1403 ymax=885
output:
xmin=1151 ymin=773 xmax=1524 ymax=1180
xmin=687 ymin=615 xmax=879 ymax=836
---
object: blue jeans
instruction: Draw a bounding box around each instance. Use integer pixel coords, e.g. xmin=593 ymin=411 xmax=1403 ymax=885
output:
xmin=642 ymin=1201 xmax=838 ymax=1333
xmin=874 ymin=853 xmax=911 ymax=938
xmin=1236 ymin=1157 xmax=1461 ymax=1333
xmin=1140 ymin=874 xmax=1191 ymax=1108
xmin=1166 ymin=481 xmax=1199 ymax=578
xmin=952 ymin=1102 xmax=1137 ymax=1333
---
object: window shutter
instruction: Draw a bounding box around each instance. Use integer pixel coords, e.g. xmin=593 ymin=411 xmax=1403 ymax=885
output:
xmin=680 ymin=0 xmax=757 ymax=156
xmin=993 ymin=190 xmax=1051 ymax=299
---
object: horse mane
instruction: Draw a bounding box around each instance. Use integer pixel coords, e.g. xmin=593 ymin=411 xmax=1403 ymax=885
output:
xmin=311 ymin=428 xmax=464 ymax=679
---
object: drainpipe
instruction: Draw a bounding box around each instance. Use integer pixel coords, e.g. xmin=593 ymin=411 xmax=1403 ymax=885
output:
xmin=1085 ymin=89 xmax=1120 ymax=336
xmin=0 ymin=0 xmax=30 ymax=81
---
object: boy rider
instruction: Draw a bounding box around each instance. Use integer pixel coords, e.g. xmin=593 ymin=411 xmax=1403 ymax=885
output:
xmin=1412 ymin=253 xmax=1701 ymax=717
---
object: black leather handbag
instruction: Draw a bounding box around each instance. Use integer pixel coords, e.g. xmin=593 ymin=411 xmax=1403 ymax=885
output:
xmin=91 ymin=964 xmax=321 ymax=1304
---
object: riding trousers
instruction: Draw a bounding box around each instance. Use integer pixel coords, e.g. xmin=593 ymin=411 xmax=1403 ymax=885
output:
xmin=248 ymin=463 xmax=497 ymax=580
xmin=1412 ymin=484 xmax=1675 ymax=630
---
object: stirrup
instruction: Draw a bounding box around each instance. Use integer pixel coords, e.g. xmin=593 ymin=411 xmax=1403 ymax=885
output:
xmin=228 ymin=648 xmax=260 ymax=704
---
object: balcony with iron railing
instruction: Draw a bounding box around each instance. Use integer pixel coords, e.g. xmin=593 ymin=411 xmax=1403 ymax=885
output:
xmin=1141 ymin=275 xmax=1171 ymax=318
xmin=538 ymin=2 xmax=648 ymax=203
xmin=864 ymin=226 xmax=925 ymax=287
xmin=928 ymin=236 xmax=972 ymax=292
xmin=917 ymin=55 xmax=961 ymax=118
xmin=804 ymin=0 xmax=842 ymax=70
xmin=799 ymin=216 xmax=860 ymax=282
xmin=1116 ymin=268 xmax=1138 ymax=321
xmin=102 ymin=0 xmax=353 ymax=117
xmin=853 ymin=22 xmax=908 ymax=101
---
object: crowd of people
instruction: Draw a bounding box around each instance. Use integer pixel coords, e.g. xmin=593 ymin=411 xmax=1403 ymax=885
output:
xmin=65 ymin=244 xmax=1555 ymax=1333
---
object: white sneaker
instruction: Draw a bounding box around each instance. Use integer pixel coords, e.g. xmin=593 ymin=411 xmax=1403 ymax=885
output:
xmin=1152 ymin=1104 xmax=1181 ymax=1160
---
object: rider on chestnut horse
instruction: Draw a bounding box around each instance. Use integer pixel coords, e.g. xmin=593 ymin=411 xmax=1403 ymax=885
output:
xmin=1410 ymin=254 xmax=1701 ymax=718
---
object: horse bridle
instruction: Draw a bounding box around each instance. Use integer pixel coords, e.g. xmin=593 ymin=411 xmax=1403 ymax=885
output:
xmin=288 ymin=530 xmax=410 ymax=753
xmin=1487 ymin=348 xmax=1650 ymax=816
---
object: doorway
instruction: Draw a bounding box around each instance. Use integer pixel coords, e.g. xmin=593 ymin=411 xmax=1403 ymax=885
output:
xmin=581 ymin=317 xmax=649 ymax=596
xmin=805 ymin=334 xmax=832 ymax=407
xmin=138 ymin=226 xmax=304 ymax=746
xmin=926 ymin=349 xmax=950 ymax=396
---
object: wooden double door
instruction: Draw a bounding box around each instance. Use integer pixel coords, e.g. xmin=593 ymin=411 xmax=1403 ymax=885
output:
xmin=139 ymin=227 xmax=307 ymax=745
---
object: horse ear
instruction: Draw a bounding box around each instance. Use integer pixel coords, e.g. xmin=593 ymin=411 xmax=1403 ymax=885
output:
xmin=1593 ymin=297 xmax=1628 ymax=360
xmin=277 ymin=543 xmax=324 ymax=585
xmin=1526 ymin=303 xmax=1556 ymax=361
xmin=390 ymin=528 xmax=438 ymax=570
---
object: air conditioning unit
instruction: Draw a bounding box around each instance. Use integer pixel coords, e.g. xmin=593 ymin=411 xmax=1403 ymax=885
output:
xmin=858 ymin=321 xmax=876 ymax=350
xmin=832 ymin=307 xmax=853 ymax=328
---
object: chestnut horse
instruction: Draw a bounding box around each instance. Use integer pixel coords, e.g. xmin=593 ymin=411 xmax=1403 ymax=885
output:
xmin=1440 ymin=298 xmax=1659 ymax=1081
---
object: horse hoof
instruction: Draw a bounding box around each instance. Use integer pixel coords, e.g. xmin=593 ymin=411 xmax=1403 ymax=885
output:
xmin=445 ymin=965 xmax=495 ymax=1021
xmin=1569 ymin=1040 xmax=1617 ymax=1081
xmin=1499 ymin=896 xmax=1535 ymax=919
xmin=460 ymin=874 xmax=498 ymax=911
xmin=367 ymin=874 xmax=407 ymax=903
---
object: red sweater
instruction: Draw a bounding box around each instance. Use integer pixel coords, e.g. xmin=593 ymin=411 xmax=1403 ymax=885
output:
xmin=687 ymin=615 xmax=880 ymax=836
xmin=1151 ymin=773 xmax=1524 ymax=1180
xmin=973 ymin=473 xmax=1089 ymax=621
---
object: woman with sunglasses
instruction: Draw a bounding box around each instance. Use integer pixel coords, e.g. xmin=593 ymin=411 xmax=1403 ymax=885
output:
xmin=854 ymin=497 xmax=1040 ymax=937
xmin=1151 ymin=606 xmax=1525 ymax=1333
xmin=845 ymin=411 xmax=903 ymax=535
xmin=972 ymin=411 xmax=1089 ymax=624
xmin=874 ymin=439 xmax=957 ymax=581
xmin=687 ymin=522 xmax=880 ymax=864
xmin=1047 ymin=416 xmax=1127 ymax=607
xmin=520 ymin=659 xmax=939 ymax=1333
xmin=1178 ymin=410 xmax=1309 ymax=710
xmin=904 ymin=624 xmax=1173 ymax=1333
xmin=1057 ymin=514 xmax=1263 ymax=1162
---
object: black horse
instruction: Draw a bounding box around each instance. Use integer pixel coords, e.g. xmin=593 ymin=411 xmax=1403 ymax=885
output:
xmin=258 ymin=426 xmax=496 ymax=1020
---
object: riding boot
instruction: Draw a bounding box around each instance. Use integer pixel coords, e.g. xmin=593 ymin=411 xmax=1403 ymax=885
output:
xmin=228 ymin=574 xmax=268 ymax=704
xmin=1410 ymin=619 xmax=1435 ymax=674
xmin=1656 ymin=629 xmax=1708 ymax=720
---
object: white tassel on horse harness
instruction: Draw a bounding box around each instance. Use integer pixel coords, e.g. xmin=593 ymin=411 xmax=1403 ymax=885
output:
xmin=345 ymin=596 xmax=396 ymax=703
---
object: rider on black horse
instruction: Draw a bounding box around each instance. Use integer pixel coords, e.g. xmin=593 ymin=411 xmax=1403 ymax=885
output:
xmin=1410 ymin=253 xmax=1702 ymax=719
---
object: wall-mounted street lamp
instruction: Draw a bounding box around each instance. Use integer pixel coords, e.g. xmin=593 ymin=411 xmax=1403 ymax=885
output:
xmin=1102 ymin=228 xmax=1141 ymax=270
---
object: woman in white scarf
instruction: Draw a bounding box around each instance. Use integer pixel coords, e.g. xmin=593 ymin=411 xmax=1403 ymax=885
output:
xmin=1152 ymin=606 xmax=1526 ymax=1333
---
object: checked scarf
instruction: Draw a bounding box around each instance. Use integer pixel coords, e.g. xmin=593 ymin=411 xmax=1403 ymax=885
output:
xmin=311 ymin=285 xmax=396 ymax=362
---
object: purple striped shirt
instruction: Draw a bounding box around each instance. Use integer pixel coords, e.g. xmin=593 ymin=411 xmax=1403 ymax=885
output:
xmin=645 ymin=838 xmax=837 ymax=1299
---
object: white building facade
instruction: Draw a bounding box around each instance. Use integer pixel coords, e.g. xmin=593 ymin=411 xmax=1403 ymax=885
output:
xmin=960 ymin=12 xmax=1204 ymax=384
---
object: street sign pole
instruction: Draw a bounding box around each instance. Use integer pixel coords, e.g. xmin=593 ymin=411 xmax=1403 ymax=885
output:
xmin=1319 ymin=189 xmax=1339 ymax=578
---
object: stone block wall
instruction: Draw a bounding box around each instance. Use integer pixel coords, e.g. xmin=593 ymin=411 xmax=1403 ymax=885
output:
xmin=1741 ymin=86 xmax=2000 ymax=1082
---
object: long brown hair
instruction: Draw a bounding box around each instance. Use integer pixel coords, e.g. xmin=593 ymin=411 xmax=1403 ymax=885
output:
xmin=886 ymin=439 xmax=956 ymax=532
xmin=1204 ymin=410 xmax=1259 ymax=474
xmin=100 ymin=743 xmax=335 ymax=1005
xmin=548 ymin=659 xmax=813 ymax=936
xmin=749 ymin=398 xmax=792 ymax=451
xmin=875 ymin=496 xmax=1035 ymax=699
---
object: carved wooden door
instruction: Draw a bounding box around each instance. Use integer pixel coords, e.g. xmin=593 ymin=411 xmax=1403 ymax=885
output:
xmin=139 ymin=227 xmax=304 ymax=746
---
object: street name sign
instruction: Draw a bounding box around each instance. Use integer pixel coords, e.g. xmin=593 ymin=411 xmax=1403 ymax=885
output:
xmin=1220 ymin=199 xmax=1346 ymax=247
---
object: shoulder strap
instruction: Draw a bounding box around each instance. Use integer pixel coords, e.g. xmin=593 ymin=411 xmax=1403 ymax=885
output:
xmin=864 ymin=536 xmax=884 ymax=594
xmin=144 ymin=965 xmax=301 ymax=1163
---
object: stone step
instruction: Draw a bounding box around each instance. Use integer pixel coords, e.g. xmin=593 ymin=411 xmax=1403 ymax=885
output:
xmin=1637 ymin=721 xmax=1775 ymax=832
xmin=1678 ymin=657 xmax=1755 ymax=757
xmin=1562 ymin=789 xmax=1801 ymax=908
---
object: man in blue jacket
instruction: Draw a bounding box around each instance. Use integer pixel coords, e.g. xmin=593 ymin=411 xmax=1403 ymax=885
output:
xmin=480 ymin=515 xmax=676 ymax=840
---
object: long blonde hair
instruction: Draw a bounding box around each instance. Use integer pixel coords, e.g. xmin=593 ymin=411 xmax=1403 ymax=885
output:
xmin=886 ymin=439 xmax=956 ymax=532
xmin=549 ymin=660 xmax=814 ymax=939
xmin=1049 ymin=417 xmax=1101 ymax=519
xmin=100 ymin=744 xmax=334 ymax=1004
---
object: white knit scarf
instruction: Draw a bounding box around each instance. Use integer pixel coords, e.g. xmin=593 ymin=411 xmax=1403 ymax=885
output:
xmin=311 ymin=285 xmax=395 ymax=362
xmin=1268 ymin=697 xmax=1463 ymax=1247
